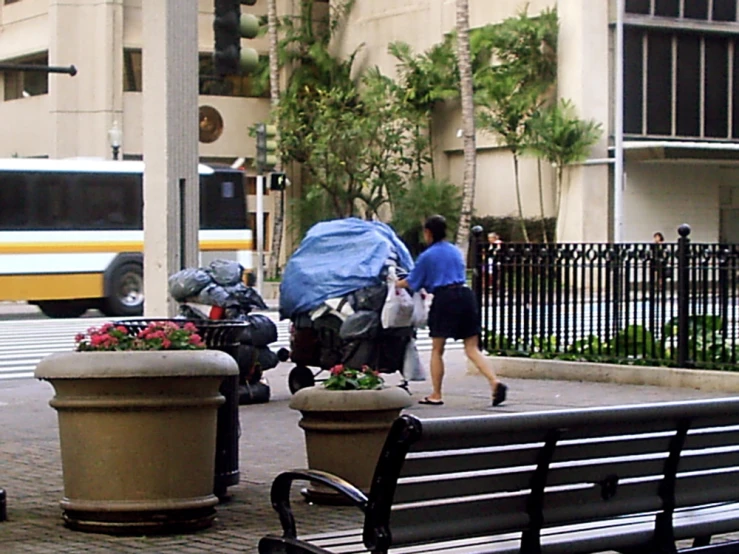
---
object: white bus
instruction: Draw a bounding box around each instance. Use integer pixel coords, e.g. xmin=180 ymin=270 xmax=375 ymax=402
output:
xmin=0 ymin=158 xmax=253 ymax=318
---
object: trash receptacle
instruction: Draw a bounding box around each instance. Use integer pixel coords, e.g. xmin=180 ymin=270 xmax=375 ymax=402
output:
xmin=116 ymin=319 xmax=244 ymax=500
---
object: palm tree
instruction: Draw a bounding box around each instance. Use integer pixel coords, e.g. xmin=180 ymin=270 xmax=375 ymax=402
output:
xmin=472 ymin=8 xmax=558 ymax=243
xmin=266 ymin=0 xmax=283 ymax=279
xmin=388 ymin=40 xmax=458 ymax=179
xmin=454 ymin=0 xmax=477 ymax=256
xmin=526 ymin=99 xmax=603 ymax=239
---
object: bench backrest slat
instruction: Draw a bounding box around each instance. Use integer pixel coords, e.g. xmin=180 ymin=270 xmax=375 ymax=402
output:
xmin=363 ymin=398 xmax=739 ymax=552
xmin=675 ymin=470 xmax=739 ymax=506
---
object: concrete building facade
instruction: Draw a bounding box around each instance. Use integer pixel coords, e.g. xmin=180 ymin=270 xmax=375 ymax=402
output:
xmin=1 ymin=0 xmax=738 ymax=245
xmin=335 ymin=0 xmax=739 ymax=244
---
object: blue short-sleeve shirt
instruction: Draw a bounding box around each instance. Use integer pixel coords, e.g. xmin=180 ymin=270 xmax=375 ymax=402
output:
xmin=406 ymin=241 xmax=466 ymax=293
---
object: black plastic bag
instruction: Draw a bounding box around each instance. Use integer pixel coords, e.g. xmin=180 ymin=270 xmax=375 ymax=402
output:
xmin=339 ymin=310 xmax=380 ymax=341
xmin=342 ymin=339 xmax=380 ymax=370
xmin=239 ymin=381 xmax=270 ymax=405
xmin=168 ymin=268 xmax=212 ymax=301
xmin=255 ymin=346 xmax=280 ymax=371
xmin=232 ymin=344 xmax=257 ymax=383
xmin=237 ymin=314 xmax=278 ymax=346
xmin=195 ymin=283 xmax=232 ymax=307
xmin=349 ymin=284 xmax=387 ymax=312
xmin=222 ymin=283 xmax=269 ymax=311
xmin=208 ymin=259 xmax=243 ymax=286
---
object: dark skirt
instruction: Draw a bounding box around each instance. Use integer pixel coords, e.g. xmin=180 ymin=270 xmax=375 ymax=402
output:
xmin=428 ymin=285 xmax=481 ymax=340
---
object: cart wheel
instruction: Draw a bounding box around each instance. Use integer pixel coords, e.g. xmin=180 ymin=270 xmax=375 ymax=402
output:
xmin=288 ymin=365 xmax=315 ymax=394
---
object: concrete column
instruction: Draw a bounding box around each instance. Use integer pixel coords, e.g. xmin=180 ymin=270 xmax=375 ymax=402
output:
xmin=142 ymin=0 xmax=199 ymax=317
xmin=556 ymin=0 xmax=611 ymax=243
xmin=48 ymin=0 xmax=123 ymax=158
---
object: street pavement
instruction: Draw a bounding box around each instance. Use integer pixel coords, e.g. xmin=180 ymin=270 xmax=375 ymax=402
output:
xmin=1 ymin=343 xmax=738 ymax=552
xmin=0 ymin=313 xmax=458 ymax=381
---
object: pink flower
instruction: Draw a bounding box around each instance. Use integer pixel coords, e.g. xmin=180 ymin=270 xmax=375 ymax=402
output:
xmin=74 ymin=333 xmax=85 ymax=343
xmin=162 ymin=339 xmax=172 ymax=349
xmin=330 ymin=364 xmax=344 ymax=376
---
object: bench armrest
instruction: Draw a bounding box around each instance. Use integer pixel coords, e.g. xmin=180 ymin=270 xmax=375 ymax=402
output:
xmin=270 ymin=469 xmax=368 ymax=539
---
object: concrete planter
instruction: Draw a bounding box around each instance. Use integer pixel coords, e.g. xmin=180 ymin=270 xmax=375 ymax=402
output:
xmin=289 ymin=386 xmax=412 ymax=504
xmin=35 ymin=350 xmax=238 ymax=535
xmin=487 ymin=356 xmax=739 ymax=392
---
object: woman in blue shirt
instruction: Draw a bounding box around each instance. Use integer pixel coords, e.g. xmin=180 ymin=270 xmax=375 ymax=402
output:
xmin=397 ymin=215 xmax=507 ymax=407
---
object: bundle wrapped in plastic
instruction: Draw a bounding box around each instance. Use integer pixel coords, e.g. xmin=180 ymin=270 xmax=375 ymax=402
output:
xmin=208 ymin=259 xmax=243 ymax=286
xmin=168 ymin=258 xmax=268 ymax=317
xmin=168 ymin=268 xmax=212 ymax=302
xmin=279 ymin=218 xmax=414 ymax=320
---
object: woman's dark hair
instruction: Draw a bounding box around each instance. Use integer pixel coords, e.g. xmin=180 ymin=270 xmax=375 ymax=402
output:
xmin=424 ymin=215 xmax=447 ymax=243
xmin=653 ymin=231 xmax=665 ymax=242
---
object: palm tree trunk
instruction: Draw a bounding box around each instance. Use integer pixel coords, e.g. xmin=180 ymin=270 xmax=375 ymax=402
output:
xmin=453 ymin=0 xmax=477 ymax=261
xmin=266 ymin=0 xmax=283 ymax=280
xmin=513 ymin=152 xmax=529 ymax=242
xmin=537 ymin=158 xmax=548 ymax=242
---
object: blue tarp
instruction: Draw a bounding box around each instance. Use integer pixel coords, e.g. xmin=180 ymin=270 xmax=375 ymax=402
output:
xmin=279 ymin=218 xmax=414 ymax=320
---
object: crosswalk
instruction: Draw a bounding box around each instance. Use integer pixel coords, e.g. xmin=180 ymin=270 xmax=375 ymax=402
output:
xmin=0 ymin=314 xmax=451 ymax=381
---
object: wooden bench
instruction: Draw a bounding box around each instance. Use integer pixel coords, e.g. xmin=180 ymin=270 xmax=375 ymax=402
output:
xmin=259 ymin=398 xmax=739 ymax=554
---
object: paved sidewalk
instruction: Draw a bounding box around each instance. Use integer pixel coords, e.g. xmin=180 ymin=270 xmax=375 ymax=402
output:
xmin=0 ymin=349 xmax=735 ymax=553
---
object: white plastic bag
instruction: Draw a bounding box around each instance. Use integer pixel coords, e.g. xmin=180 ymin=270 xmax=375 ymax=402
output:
xmin=402 ymin=339 xmax=426 ymax=381
xmin=411 ymin=290 xmax=430 ymax=328
xmin=380 ymin=268 xmax=415 ymax=329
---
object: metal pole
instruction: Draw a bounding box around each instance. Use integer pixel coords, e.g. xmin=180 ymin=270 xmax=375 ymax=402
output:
xmin=470 ymin=226 xmax=484 ymax=350
xmin=142 ymin=0 xmax=199 ymax=317
xmin=0 ymin=63 xmax=77 ymax=75
xmin=677 ymin=224 xmax=692 ymax=367
xmin=256 ymin=174 xmax=265 ymax=297
xmin=613 ymin=0 xmax=625 ymax=243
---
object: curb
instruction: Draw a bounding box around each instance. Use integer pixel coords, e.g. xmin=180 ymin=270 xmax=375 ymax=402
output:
xmin=484 ymin=356 xmax=739 ymax=394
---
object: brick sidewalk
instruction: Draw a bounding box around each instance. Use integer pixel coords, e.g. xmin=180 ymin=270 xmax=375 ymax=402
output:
xmin=0 ymin=350 xmax=733 ymax=553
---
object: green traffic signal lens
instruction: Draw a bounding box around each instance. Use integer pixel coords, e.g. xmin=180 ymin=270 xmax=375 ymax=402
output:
xmin=240 ymin=13 xmax=260 ymax=39
xmin=240 ymin=47 xmax=259 ymax=73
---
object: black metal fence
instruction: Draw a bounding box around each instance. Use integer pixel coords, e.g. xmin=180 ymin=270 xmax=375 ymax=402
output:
xmin=471 ymin=225 xmax=739 ymax=369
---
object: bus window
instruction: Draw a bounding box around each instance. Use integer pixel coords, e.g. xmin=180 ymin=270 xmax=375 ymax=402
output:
xmin=75 ymin=173 xmax=141 ymax=230
xmin=200 ymin=171 xmax=247 ymax=230
xmin=33 ymin=172 xmax=73 ymax=230
xmin=0 ymin=172 xmax=29 ymax=230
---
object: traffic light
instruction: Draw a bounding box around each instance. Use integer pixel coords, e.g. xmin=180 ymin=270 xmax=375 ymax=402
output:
xmin=213 ymin=0 xmax=260 ymax=77
xmin=255 ymin=123 xmax=278 ymax=173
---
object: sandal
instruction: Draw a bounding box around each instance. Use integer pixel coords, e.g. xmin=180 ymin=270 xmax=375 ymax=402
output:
xmin=492 ymin=383 xmax=508 ymax=407
xmin=418 ymin=397 xmax=444 ymax=406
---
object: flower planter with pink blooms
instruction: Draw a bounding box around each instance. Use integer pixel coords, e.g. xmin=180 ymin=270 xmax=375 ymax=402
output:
xmin=288 ymin=364 xmax=412 ymax=505
xmin=34 ymin=321 xmax=238 ymax=535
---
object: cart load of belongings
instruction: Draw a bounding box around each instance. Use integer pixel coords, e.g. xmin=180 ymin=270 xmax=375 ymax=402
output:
xmin=168 ymin=259 xmax=281 ymax=404
xmin=279 ymin=218 xmax=426 ymax=381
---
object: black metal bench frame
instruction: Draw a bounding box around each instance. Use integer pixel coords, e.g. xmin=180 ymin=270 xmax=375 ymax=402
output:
xmin=259 ymin=398 xmax=739 ymax=554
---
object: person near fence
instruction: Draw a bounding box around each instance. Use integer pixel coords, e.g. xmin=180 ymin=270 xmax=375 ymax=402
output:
xmin=651 ymin=231 xmax=671 ymax=287
xmin=486 ymin=232 xmax=503 ymax=287
xmin=396 ymin=215 xmax=507 ymax=407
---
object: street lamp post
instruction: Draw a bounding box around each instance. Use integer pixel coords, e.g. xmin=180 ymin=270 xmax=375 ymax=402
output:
xmin=108 ymin=121 xmax=122 ymax=160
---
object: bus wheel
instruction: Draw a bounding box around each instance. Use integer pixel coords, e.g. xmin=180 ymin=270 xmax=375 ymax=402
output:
xmin=37 ymin=300 xmax=89 ymax=319
xmin=103 ymin=262 xmax=144 ymax=317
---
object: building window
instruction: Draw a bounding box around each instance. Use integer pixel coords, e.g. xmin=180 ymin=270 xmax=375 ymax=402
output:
xmin=123 ymin=48 xmax=269 ymax=98
xmin=622 ymin=11 xmax=739 ymax=140
xmin=626 ymin=0 xmax=738 ymax=22
xmin=3 ymin=53 xmax=49 ymax=101
xmin=123 ymin=49 xmax=142 ymax=92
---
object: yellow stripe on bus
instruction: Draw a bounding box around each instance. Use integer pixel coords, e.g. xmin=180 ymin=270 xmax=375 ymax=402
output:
xmin=0 ymin=273 xmax=104 ymax=301
xmin=0 ymin=239 xmax=254 ymax=254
